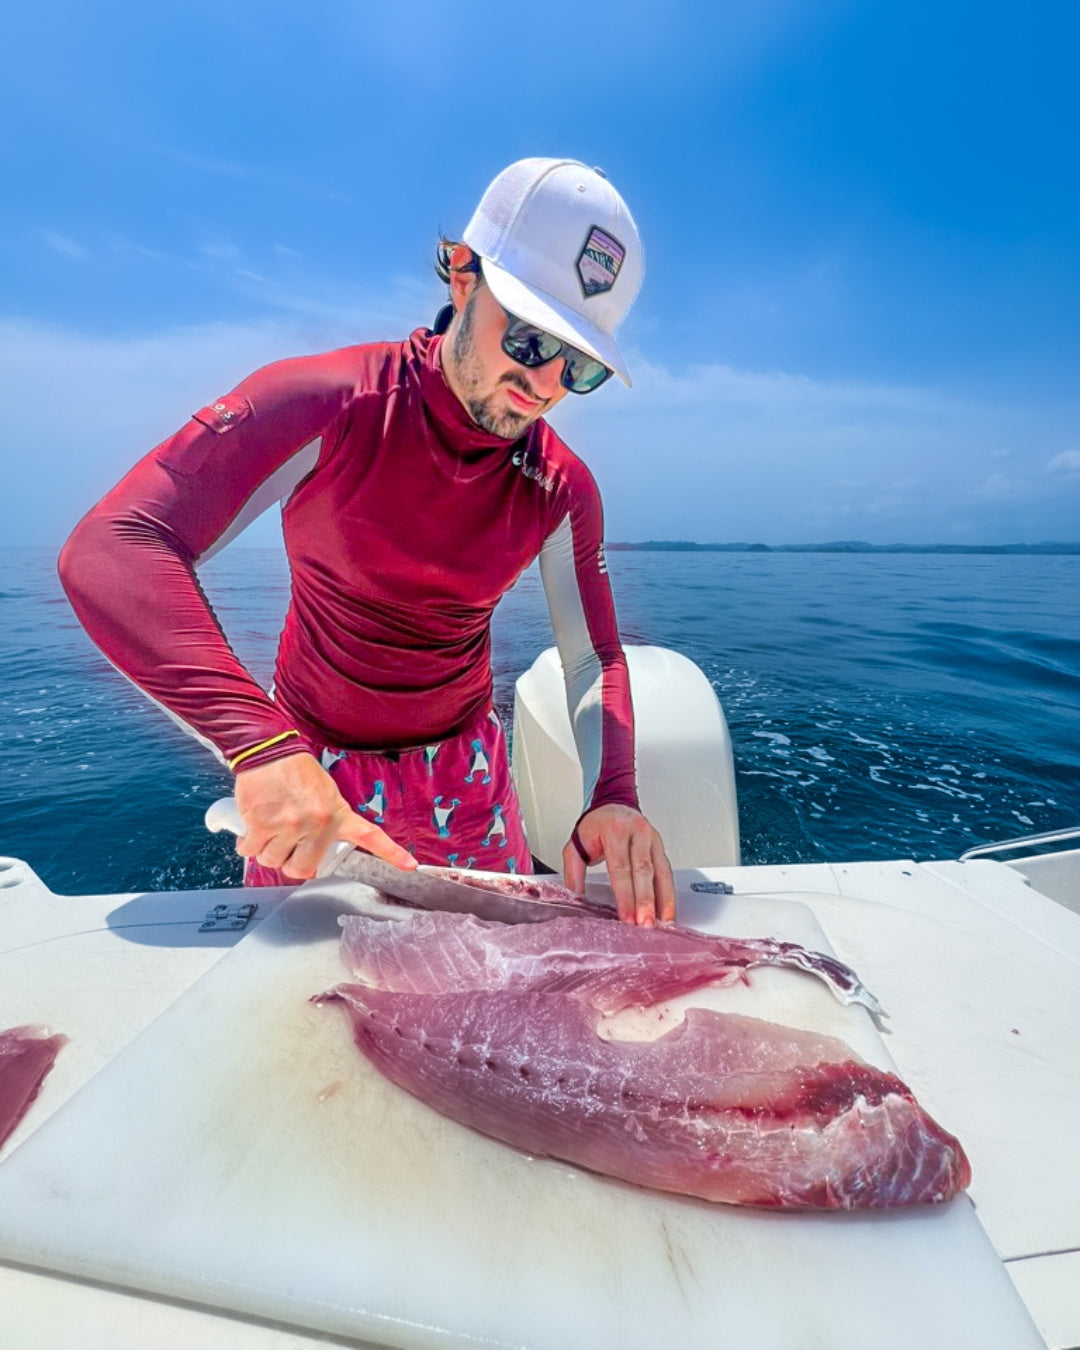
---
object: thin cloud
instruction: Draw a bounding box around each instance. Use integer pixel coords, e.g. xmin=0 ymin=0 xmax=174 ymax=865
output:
xmin=968 ymin=472 xmax=1028 ymax=503
xmin=554 ymin=349 xmax=1080 ymax=543
xmin=223 ymin=267 xmax=443 ymax=335
xmin=0 ymin=300 xmax=431 ymax=546
xmin=139 ymin=142 xmax=352 ymax=205
xmin=200 ymin=241 xmax=241 ymax=262
xmin=610 ymin=351 xmax=955 ymax=417
xmin=41 ymin=230 xmax=90 ymax=261
xmin=3 ymin=312 xmax=1078 ymax=548
xmin=1046 ymin=449 xmax=1080 ymax=477
xmin=108 ymin=237 xmax=166 ymax=261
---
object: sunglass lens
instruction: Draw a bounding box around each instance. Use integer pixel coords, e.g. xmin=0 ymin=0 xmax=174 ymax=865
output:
xmin=503 ymin=321 xmax=562 ymax=367
xmin=563 ymin=356 xmax=612 ymax=394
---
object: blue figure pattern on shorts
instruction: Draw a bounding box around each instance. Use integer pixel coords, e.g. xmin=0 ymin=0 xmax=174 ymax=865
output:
xmin=358 ymin=780 xmax=385 ymax=825
xmin=465 ymin=739 xmax=491 ymax=785
xmin=447 ymin=853 xmax=477 ymax=869
xmin=424 ymin=744 xmax=440 ymax=776
xmin=505 ymin=855 xmax=516 ymax=874
xmin=433 ymin=795 xmax=461 ymax=840
xmin=320 ymin=747 xmax=348 ymax=773
xmin=483 ymin=803 xmax=507 ymax=848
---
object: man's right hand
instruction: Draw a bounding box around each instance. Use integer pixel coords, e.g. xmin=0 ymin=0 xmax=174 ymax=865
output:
xmin=233 ymin=751 xmax=417 ymax=879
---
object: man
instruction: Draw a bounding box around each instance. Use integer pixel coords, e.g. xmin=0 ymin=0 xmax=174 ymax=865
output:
xmin=59 ymin=157 xmax=675 ymax=924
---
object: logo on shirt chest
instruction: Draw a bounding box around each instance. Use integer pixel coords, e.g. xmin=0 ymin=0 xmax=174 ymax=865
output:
xmin=511 ymin=449 xmax=555 ymax=493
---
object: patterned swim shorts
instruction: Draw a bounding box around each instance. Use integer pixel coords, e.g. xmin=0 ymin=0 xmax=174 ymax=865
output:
xmin=244 ymin=706 xmax=531 ymax=887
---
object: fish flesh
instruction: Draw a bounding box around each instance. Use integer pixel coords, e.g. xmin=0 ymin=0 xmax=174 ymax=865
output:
xmin=320 ymin=986 xmax=969 ymax=1209
xmin=440 ymin=869 xmax=618 ymax=922
xmin=442 ymin=872 xmax=588 ymax=905
xmin=317 ymin=913 xmax=969 ymax=1209
xmin=337 ymin=910 xmax=885 ymax=1020
xmin=0 ymin=1025 xmax=67 ymax=1150
xmin=371 ymin=874 xmax=883 ymax=1020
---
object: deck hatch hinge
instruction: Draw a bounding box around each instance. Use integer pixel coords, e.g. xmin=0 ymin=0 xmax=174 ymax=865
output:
xmin=199 ymin=902 xmax=258 ymax=932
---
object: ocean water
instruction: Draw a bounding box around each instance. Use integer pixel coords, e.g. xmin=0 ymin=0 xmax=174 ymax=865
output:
xmin=2 ymin=545 xmax=1078 ymax=896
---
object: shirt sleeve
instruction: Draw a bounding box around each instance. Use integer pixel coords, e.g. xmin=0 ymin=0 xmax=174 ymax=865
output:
xmin=57 ymin=353 xmax=351 ymax=772
xmin=537 ymin=474 xmax=639 ymax=815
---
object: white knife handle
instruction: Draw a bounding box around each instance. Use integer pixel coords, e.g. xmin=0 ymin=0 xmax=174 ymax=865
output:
xmin=205 ymin=796 xmax=352 ymax=877
xmin=205 ymin=797 xmax=246 ymax=838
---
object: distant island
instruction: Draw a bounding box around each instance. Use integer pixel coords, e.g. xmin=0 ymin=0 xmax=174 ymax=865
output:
xmin=606 ymin=541 xmax=1080 ymax=555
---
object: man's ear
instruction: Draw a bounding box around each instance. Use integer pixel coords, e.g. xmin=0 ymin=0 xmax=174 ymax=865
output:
xmin=447 ymin=245 xmax=480 ymax=312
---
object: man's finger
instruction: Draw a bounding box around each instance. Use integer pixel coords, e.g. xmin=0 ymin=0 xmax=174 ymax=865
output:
xmin=277 ymin=836 xmax=328 ymax=881
xmin=253 ymin=834 xmax=298 ymax=873
xmin=233 ymin=820 xmax=273 ymax=860
xmin=652 ymin=838 xmax=677 ymax=923
xmin=629 ymin=829 xmax=657 ymax=927
xmin=339 ymin=813 xmax=418 ymax=870
xmin=562 ymin=839 xmax=587 ymax=896
xmin=603 ymin=837 xmax=637 ymax=924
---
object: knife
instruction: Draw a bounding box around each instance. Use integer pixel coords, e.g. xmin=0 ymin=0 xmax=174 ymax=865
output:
xmin=204 ymin=797 xmax=609 ymax=925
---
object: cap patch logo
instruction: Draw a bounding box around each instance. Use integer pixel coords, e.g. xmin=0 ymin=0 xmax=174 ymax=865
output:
xmin=576 ymin=226 xmax=625 ymax=298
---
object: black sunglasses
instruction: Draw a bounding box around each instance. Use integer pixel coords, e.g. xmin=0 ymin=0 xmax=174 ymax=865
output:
xmin=437 ymin=247 xmax=614 ymax=394
xmin=498 ymin=309 xmax=614 ymax=395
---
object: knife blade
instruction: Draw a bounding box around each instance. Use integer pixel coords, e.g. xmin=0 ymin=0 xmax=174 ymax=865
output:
xmin=204 ymin=797 xmax=608 ymax=925
xmin=325 ymin=849 xmax=597 ymax=924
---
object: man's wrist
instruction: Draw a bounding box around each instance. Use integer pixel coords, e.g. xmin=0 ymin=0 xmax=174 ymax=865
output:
xmin=576 ymin=798 xmax=641 ymax=824
xmin=229 ymin=733 xmax=316 ymax=774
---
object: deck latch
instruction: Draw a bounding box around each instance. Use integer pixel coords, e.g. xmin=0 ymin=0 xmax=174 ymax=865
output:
xmin=199 ymin=902 xmax=258 ymax=932
xmin=690 ymin=881 xmax=734 ymax=895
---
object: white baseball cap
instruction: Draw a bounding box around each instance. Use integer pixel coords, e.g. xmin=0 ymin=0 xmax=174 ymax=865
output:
xmin=462 ymin=158 xmax=644 ymax=386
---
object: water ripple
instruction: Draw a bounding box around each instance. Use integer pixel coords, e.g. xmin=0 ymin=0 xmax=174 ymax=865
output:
xmin=2 ymin=546 xmax=1077 ymax=892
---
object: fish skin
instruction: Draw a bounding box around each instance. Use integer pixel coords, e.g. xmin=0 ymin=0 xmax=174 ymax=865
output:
xmin=338 ymin=911 xmax=885 ymax=1020
xmin=0 ymin=1025 xmax=68 ymax=1150
xmin=316 ymin=984 xmax=970 ymax=1210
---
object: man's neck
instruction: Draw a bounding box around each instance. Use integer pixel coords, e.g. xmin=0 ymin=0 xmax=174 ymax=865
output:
xmin=437 ymin=323 xmax=470 ymax=417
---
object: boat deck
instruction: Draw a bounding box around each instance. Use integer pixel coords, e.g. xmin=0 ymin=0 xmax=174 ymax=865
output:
xmin=0 ymin=855 xmax=1076 ymax=1349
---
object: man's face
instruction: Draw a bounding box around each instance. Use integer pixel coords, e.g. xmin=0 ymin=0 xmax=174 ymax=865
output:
xmin=445 ymin=281 xmax=570 ymax=439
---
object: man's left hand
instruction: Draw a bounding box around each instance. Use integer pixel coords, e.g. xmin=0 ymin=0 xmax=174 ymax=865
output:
xmin=563 ymin=804 xmax=676 ymax=926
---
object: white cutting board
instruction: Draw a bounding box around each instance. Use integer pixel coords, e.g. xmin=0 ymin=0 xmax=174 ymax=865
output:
xmin=0 ymin=882 xmax=1042 ymax=1350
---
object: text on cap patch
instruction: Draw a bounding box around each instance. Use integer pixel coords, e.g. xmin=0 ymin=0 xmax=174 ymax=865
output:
xmin=576 ymin=226 xmax=625 ymax=298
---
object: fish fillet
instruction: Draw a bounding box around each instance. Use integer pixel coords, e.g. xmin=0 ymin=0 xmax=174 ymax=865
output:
xmin=317 ymin=913 xmax=969 ymax=1209
xmin=0 ymin=1025 xmax=67 ymax=1150
xmin=339 ymin=910 xmax=885 ymax=1019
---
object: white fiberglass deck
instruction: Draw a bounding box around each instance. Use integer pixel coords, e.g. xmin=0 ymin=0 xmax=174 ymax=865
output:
xmin=0 ymin=854 xmax=1075 ymax=1349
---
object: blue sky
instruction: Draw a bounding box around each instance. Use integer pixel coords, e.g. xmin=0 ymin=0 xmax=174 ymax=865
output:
xmin=2 ymin=0 xmax=1078 ymax=545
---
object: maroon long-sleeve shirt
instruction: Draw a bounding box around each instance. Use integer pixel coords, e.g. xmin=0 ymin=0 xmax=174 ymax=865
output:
xmin=59 ymin=328 xmax=638 ymax=812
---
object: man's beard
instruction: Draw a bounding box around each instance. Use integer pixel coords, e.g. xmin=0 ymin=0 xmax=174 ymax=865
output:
xmin=451 ymin=298 xmax=540 ymax=439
